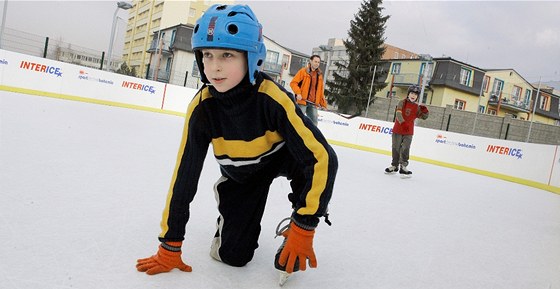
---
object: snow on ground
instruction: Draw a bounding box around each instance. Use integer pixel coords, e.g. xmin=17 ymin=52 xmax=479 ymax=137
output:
xmin=1 ymin=92 xmax=559 ymax=289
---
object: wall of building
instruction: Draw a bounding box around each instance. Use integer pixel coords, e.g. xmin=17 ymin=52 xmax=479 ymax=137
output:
xmin=367 ymin=95 xmax=560 ymax=145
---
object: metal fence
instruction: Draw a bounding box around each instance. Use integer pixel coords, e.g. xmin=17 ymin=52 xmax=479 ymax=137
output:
xmin=1 ymin=27 xmax=120 ymax=71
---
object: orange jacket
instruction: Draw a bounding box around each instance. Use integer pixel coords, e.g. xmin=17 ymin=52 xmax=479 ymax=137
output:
xmin=290 ymin=65 xmax=327 ymax=108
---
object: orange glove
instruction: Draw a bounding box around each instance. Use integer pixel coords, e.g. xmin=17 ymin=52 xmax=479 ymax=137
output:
xmin=136 ymin=241 xmax=192 ymax=275
xmin=278 ymin=223 xmax=317 ymax=273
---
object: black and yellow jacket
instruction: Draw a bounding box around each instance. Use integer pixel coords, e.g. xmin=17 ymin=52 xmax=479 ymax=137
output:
xmin=159 ymin=73 xmax=338 ymax=242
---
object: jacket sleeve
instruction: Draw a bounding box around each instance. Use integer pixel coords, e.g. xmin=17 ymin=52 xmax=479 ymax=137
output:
xmin=266 ymin=82 xmax=338 ymax=229
xmin=290 ymin=69 xmax=304 ymax=95
xmin=395 ymin=99 xmax=405 ymax=123
xmin=158 ymin=91 xmax=211 ymax=242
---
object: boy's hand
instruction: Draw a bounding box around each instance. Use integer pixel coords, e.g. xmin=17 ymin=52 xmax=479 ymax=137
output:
xmin=136 ymin=242 xmax=192 ymax=275
xmin=278 ymin=223 xmax=317 ymax=273
xmin=419 ymin=105 xmax=429 ymax=114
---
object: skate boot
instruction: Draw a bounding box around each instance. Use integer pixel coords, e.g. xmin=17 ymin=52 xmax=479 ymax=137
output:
xmin=274 ymin=217 xmax=299 ymax=286
xmin=384 ymin=165 xmax=398 ymax=174
xmin=274 ymin=217 xmax=300 ymax=273
xmin=399 ymin=165 xmax=412 ymax=178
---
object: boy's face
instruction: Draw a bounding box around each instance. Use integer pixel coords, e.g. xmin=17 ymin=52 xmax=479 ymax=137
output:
xmin=408 ymin=92 xmax=418 ymax=102
xmin=202 ymin=49 xmax=247 ymax=92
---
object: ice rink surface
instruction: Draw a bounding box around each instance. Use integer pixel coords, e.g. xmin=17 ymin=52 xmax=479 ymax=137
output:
xmin=1 ymin=92 xmax=559 ymax=289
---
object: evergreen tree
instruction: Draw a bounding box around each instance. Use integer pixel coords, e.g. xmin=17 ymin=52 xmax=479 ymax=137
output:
xmin=116 ymin=62 xmax=137 ymax=77
xmin=326 ymin=0 xmax=389 ymax=114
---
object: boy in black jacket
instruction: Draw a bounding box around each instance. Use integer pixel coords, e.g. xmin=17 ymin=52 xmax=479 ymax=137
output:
xmin=136 ymin=4 xmax=338 ymax=278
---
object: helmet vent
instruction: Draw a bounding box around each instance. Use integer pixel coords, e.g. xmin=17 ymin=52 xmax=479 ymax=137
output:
xmin=193 ymin=24 xmax=199 ymax=34
xmin=227 ymin=24 xmax=238 ymax=35
xmin=216 ymin=5 xmax=227 ymax=11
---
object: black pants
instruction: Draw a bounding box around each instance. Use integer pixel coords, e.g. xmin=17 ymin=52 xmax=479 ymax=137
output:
xmin=210 ymin=148 xmax=305 ymax=267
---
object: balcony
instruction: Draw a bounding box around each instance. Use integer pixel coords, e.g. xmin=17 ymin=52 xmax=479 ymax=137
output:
xmin=263 ymin=61 xmax=282 ymax=75
xmin=390 ymin=73 xmax=426 ymax=87
xmin=147 ymin=39 xmax=172 ymax=55
xmin=488 ymin=93 xmax=531 ymax=112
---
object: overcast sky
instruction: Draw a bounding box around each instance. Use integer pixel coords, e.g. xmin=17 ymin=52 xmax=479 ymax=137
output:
xmin=2 ymin=1 xmax=559 ymax=83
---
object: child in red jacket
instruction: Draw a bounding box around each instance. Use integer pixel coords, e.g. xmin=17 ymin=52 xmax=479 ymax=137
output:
xmin=385 ymin=84 xmax=429 ymax=177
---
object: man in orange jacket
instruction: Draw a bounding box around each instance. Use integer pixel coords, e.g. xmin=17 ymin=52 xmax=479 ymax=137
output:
xmin=290 ymin=55 xmax=327 ymax=126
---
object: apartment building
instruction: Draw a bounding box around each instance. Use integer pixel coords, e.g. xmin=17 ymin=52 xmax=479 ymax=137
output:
xmin=375 ymin=57 xmax=560 ymax=124
xmin=312 ymin=38 xmax=418 ymax=89
xmin=144 ymin=24 xmax=301 ymax=91
xmin=122 ymin=0 xmax=232 ymax=79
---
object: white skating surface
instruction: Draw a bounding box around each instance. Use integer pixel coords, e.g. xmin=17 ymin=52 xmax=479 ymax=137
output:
xmin=1 ymin=92 xmax=559 ymax=289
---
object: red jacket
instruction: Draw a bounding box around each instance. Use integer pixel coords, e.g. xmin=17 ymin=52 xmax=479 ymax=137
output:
xmin=392 ymin=98 xmax=429 ymax=135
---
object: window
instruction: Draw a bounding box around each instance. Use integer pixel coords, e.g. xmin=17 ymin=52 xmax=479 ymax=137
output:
xmin=170 ymin=30 xmax=176 ymax=47
xmin=192 ymin=60 xmax=200 ymax=78
xmin=391 ymin=63 xmax=401 ymax=74
xmin=524 ymin=90 xmax=532 ymax=106
xmin=165 ymin=58 xmax=172 ymax=74
xmin=282 ymin=54 xmax=290 ymax=70
xmin=393 ymin=52 xmax=399 ymax=59
xmin=266 ymin=51 xmax=279 ymax=64
xmin=539 ymin=94 xmax=549 ymax=110
xmin=487 ymin=108 xmax=497 ymax=115
xmin=483 ymin=76 xmax=490 ymax=92
xmin=482 ymin=76 xmax=490 ymax=92
xmin=459 ymin=67 xmax=472 ymax=86
xmin=454 ymin=99 xmax=466 ymax=110
xmin=189 ymin=8 xmax=196 ymax=18
xmin=512 ymin=85 xmax=522 ymax=101
xmin=478 ymin=105 xmax=485 ymax=113
xmin=491 ymin=79 xmax=504 ymax=98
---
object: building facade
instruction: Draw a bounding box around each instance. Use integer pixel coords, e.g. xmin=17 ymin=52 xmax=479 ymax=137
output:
xmin=122 ymin=0 xmax=232 ymax=78
xmin=374 ymin=57 xmax=560 ymax=125
xmin=143 ymin=24 xmax=303 ymax=92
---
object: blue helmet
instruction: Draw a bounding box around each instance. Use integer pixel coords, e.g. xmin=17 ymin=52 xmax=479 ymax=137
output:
xmin=191 ymin=4 xmax=266 ymax=84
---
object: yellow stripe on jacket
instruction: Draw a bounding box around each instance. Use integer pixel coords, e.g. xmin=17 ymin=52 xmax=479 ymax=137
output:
xmin=259 ymin=79 xmax=330 ymax=215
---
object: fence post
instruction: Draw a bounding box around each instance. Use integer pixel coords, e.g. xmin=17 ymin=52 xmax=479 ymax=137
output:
xmin=100 ymin=52 xmax=105 ymax=70
xmin=183 ymin=70 xmax=189 ymax=87
xmin=43 ymin=37 xmax=49 ymax=58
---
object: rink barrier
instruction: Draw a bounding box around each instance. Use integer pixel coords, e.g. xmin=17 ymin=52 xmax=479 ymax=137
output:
xmin=0 ymin=49 xmax=558 ymax=194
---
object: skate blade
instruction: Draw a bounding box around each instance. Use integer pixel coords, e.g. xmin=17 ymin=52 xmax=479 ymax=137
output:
xmin=278 ymin=271 xmax=291 ymax=286
xmin=400 ymin=174 xmax=412 ymax=179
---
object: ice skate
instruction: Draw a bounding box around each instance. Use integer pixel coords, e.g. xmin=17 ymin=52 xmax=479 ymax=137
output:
xmin=274 ymin=217 xmax=300 ymax=286
xmin=399 ymin=165 xmax=412 ymax=178
xmin=384 ymin=165 xmax=398 ymax=174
